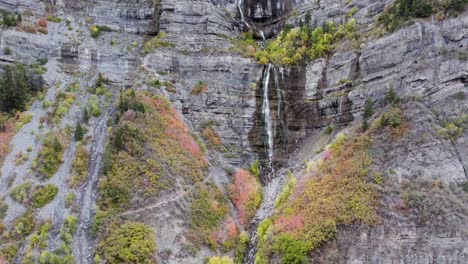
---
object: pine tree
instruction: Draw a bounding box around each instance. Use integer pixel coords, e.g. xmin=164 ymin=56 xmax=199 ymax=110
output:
xmin=0 ymin=63 xmax=29 ymax=112
xmin=74 ymin=122 xmax=84 ymax=141
xmin=363 ymin=98 xmax=374 ymax=119
xmin=114 ymin=128 xmax=124 ymax=150
xmin=83 ymin=108 xmax=90 ymax=123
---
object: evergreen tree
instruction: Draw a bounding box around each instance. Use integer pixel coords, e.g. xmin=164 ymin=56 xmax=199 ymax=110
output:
xmin=363 ymin=98 xmax=374 ymax=119
xmin=53 ymin=137 xmax=62 ymax=153
xmin=0 ymin=63 xmax=29 ymax=112
xmin=83 ymin=108 xmax=90 ymax=123
xmin=114 ymin=128 xmax=124 ymax=150
xmin=74 ymin=122 xmax=84 ymax=141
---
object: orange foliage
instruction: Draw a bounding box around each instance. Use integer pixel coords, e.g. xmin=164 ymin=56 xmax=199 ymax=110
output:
xmin=150 ymin=96 xmax=208 ymax=167
xmin=37 ymin=17 xmax=47 ymax=28
xmin=211 ymin=217 xmax=238 ymax=244
xmin=0 ymin=122 xmax=13 ymax=161
xmin=274 ymin=214 xmax=304 ymax=233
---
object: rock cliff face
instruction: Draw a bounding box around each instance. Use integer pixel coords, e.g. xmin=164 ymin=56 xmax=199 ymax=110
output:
xmin=0 ymin=0 xmax=467 ymax=263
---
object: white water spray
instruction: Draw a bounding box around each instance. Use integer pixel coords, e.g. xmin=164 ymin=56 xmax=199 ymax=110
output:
xmin=262 ymin=63 xmax=274 ymax=160
xmin=259 ymin=30 xmax=266 ymax=41
xmin=238 ymin=0 xmax=250 ymax=28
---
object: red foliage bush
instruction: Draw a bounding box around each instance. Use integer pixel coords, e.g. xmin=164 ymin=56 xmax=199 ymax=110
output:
xmin=0 ymin=122 xmax=13 ymax=161
xmin=37 ymin=17 xmax=47 ymax=28
xmin=228 ymin=169 xmax=262 ymax=226
xmin=274 ymin=214 xmax=304 ymax=233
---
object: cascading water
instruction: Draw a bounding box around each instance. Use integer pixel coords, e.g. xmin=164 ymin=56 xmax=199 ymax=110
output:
xmin=238 ymin=0 xmax=250 ymax=28
xmin=259 ymin=30 xmax=266 ymax=41
xmin=262 ymin=63 xmax=274 ymax=162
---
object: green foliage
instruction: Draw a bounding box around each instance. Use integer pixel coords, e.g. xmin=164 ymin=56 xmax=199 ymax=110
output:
xmin=68 ymin=144 xmax=89 ymax=188
xmin=0 ymin=10 xmax=19 ymax=27
xmin=30 ymin=184 xmax=58 ymax=208
xmin=36 ymin=132 xmax=64 ymax=178
xmin=60 ymin=215 xmax=77 ymax=245
xmin=230 ymin=32 xmax=259 ymax=58
xmin=0 ymin=63 xmax=30 ymax=112
xmin=437 ymin=115 xmax=468 ymax=141
xmin=83 ymin=107 xmax=90 ymax=123
xmin=89 ymin=95 xmax=101 ymax=117
xmin=234 ymin=232 xmax=249 ymax=264
xmin=377 ymin=0 xmax=467 ymax=32
xmin=362 ymin=98 xmax=374 ymax=131
xmin=271 ymin=234 xmax=311 ymax=264
xmin=97 ymin=221 xmax=156 ymax=264
xmin=252 ymin=19 xmax=358 ymax=65
xmin=0 ymin=243 xmax=18 ymax=262
xmin=65 ymin=193 xmax=74 ymax=208
xmin=383 ymin=87 xmax=400 ymax=105
xmin=3 ymin=47 xmax=11 ymax=55
xmin=74 ymin=122 xmax=84 ymax=141
xmin=10 ymin=181 xmax=32 ymax=203
xmin=208 ymin=256 xmax=234 ymax=264
xmin=191 ymin=81 xmax=206 ymax=94
xmin=372 ymin=107 xmax=403 ymax=129
xmin=189 ymin=183 xmax=228 ymax=246
xmin=12 ymin=209 xmax=36 ymax=238
xmin=37 ymin=250 xmax=72 ymax=264
xmin=46 ymin=15 xmax=61 ymax=23
xmin=274 ymin=175 xmax=297 ymax=208
xmin=249 ymin=160 xmax=260 ymax=179
xmin=256 ymin=135 xmax=377 ymax=263
xmin=143 ymin=32 xmax=175 ymax=54
xmin=0 ymin=198 xmax=7 ymax=219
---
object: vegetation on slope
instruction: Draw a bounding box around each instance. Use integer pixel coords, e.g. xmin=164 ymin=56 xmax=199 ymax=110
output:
xmin=34 ymin=132 xmax=66 ymax=179
xmin=98 ymin=90 xmax=207 ymax=211
xmin=97 ymin=221 xmax=156 ymax=263
xmin=228 ymin=168 xmax=262 ymax=226
xmin=233 ymin=15 xmax=359 ymax=66
xmin=255 ymin=134 xmax=378 ymax=264
xmin=377 ymin=0 xmax=467 ymax=32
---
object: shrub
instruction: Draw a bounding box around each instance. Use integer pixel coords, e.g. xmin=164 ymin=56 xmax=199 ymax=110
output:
xmin=188 ymin=183 xmax=229 ymax=247
xmin=202 ymin=126 xmax=220 ymax=148
xmin=98 ymin=221 xmax=156 ymax=264
xmin=68 ymin=144 xmax=89 ymax=188
xmin=437 ymin=116 xmax=468 ymax=141
xmin=10 ymin=181 xmax=32 ymax=203
xmin=228 ymin=169 xmax=262 ymax=226
xmin=74 ymin=122 xmax=84 ymax=141
xmin=36 ymin=132 xmax=64 ymax=178
xmin=142 ymin=32 xmax=175 ymax=54
xmin=30 ymin=184 xmax=58 ymax=208
xmin=191 ymin=81 xmax=206 ymax=95
xmin=3 ymin=47 xmax=11 ymax=55
xmin=383 ymin=87 xmax=400 ymax=105
xmin=0 ymin=63 xmax=30 ymax=112
xmin=0 ymin=243 xmax=18 ymax=262
xmin=255 ymin=135 xmax=377 ymax=262
xmin=208 ymin=256 xmax=234 ymax=264
xmin=12 ymin=209 xmax=35 ymax=238
xmin=65 ymin=193 xmax=74 ymax=208
xmin=37 ymin=17 xmax=47 ymax=28
xmin=46 ymin=16 xmax=61 ymax=23
xmin=274 ymin=175 xmax=296 ymax=208
xmin=90 ymin=25 xmax=100 ymax=38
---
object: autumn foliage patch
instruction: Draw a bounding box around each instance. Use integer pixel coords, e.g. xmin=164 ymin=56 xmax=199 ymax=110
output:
xmin=228 ymin=169 xmax=262 ymax=227
xmin=255 ymin=135 xmax=378 ymax=263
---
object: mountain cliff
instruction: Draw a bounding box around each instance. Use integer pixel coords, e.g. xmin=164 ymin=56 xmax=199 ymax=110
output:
xmin=0 ymin=0 xmax=467 ymax=263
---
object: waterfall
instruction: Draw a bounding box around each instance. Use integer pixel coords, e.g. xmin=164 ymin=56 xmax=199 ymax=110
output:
xmin=262 ymin=63 xmax=274 ymax=160
xmin=238 ymin=0 xmax=250 ymax=28
xmin=259 ymin=30 xmax=266 ymax=41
